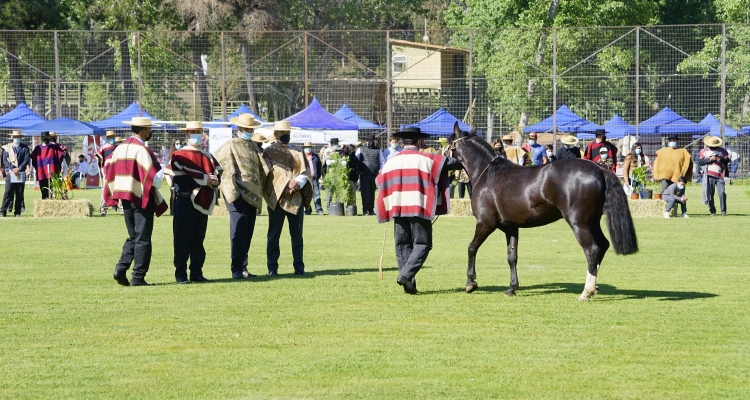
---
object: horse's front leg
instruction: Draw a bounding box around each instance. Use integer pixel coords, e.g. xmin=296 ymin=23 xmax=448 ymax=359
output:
xmin=466 ymin=222 xmax=494 ymax=293
xmin=504 ymin=227 xmax=520 ymax=296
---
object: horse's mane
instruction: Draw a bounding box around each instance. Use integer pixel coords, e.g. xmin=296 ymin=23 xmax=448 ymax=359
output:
xmin=457 ymin=129 xmax=505 ymax=164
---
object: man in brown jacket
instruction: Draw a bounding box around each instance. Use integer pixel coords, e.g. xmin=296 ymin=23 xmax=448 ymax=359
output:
xmin=262 ymin=121 xmax=312 ymax=276
xmin=653 ymin=133 xmax=693 ymax=193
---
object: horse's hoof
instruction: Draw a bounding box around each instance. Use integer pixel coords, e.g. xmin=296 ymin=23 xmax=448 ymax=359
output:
xmin=504 ymin=289 xmax=516 ymax=297
xmin=595 ymin=285 xmax=599 ymax=294
xmin=465 ymin=282 xmax=478 ymax=293
xmin=578 ymin=295 xmax=591 ymax=302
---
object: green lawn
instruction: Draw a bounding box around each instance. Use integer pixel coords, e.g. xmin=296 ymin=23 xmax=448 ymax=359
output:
xmin=1 ymin=183 xmax=749 ymax=399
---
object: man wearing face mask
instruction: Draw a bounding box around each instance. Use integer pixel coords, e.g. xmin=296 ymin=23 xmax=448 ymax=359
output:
xmin=521 ymin=132 xmax=548 ymax=166
xmin=661 ymin=176 xmax=689 ymax=218
xmin=595 ymin=146 xmax=615 ymax=172
xmin=653 ymin=133 xmax=693 ymax=193
xmin=357 ymin=134 xmax=381 ymax=216
xmin=320 ymin=137 xmax=340 ymax=165
xmin=96 ymin=131 xmax=119 ymax=216
xmin=379 ymin=136 xmax=402 ymax=165
xmin=104 ymin=117 xmax=168 ymax=286
xmin=501 ymin=133 xmax=527 ymax=165
xmin=302 ymin=142 xmax=324 ymax=216
xmin=262 ymin=121 xmax=312 ymax=276
xmin=1 ymin=130 xmax=30 ymax=217
xmin=30 ymin=131 xmax=66 ymax=199
xmin=167 ymin=121 xmax=221 ymax=283
xmin=556 ymin=135 xmax=581 ymax=160
xmin=215 ymin=113 xmax=266 ymax=279
xmin=697 ymin=136 xmax=730 ymax=216
xmin=583 ymin=129 xmax=617 ymax=165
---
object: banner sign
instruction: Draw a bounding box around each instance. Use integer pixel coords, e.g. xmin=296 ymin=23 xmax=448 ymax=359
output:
xmin=81 ymin=135 xmax=101 ymax=187
xmin=209 ymin=128 xmax=233 ymax=155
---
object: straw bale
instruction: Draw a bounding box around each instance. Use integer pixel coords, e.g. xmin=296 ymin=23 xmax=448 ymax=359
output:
xmin=210 ymin=200 xmax=229 ymax=217
xmin=449 ymin=199 xmax=473 ymax=217
xmin=627 ymin=199 xmax=666 ymax=218
xmin=34 ymin=199 xmax=93 ymax=218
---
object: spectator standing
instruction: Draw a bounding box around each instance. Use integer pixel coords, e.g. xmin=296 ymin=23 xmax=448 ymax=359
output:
xmin=30 ymin=131 xmax=66 ymax=199
xmin=502 ymin=134 xmax=527 ymax=165
xmin=595 ymin=147 xmax=615 ymax=172
xmin=456 ymin=168 xmax=472 ymax=199
xmin=622 ymin=141 xmax=650 ymax=188
xmin=653 ymin=133 xmax=693 ymax=193
xmin=521 ymin=132 xmax=548 ymax=166
xmin=104 ymin=117 xmax=168 ymax=286
xmin=214 ymin=113 xmax=266 ymax=279
xmin=357 ymin=134 xmax=381 ymax=215
xmin=545 ymin=145 xmax=557 ymax=162
xmin=95 ymin=131 xmax=119 ymax=216
xmin=697 ymin=136 xmax=730 ymax=216
xmin=584 ymin=129 xmax=618 ymax=164
xmin=556 ymin=135 xmax=581 ymax=160
xmin=302 ymin=142 xmax=324 ymax=216
xmin=379 ymin=136 xmax=402 ymax=165
xmin=1 ymin=130 xmax=30 ymax=217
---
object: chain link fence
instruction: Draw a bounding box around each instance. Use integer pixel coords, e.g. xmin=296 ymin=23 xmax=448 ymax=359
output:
xmin=1 ymin=25 xmax=749 ymax=176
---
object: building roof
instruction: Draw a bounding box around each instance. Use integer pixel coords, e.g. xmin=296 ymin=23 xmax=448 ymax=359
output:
xmin=389 ymin=39 xmax=468 ymax=54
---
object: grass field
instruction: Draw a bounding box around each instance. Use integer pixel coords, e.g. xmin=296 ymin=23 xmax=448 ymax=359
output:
xmin=1 ymin=183 xmax=749 ymax=399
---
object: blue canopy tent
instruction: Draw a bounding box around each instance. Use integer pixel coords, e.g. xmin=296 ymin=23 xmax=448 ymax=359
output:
xmin=205 ymin=104 xmax=266 ymax=130
xmin=624 ymin=107 xmax=710 ymax=136
xmin=333 ymin=105 xmax=384 ymax=130
xmin=0 ymin=102 xmax=46 ymax=129
xmin=89 ymin=102 xmax=177 ymax=131
xmin=23 ymin=117 xmax=105 ymax=136
xmin=694 ymin=113 xmax=741 ymax=138
xmin=523 ymin=105 xmax=602 ymax=134
xmin=400 ymin=108 xmax=470 ymax=137
xmin=282 ymin=98 xmax=358 ymax=144
xmin=743 ymin=126 xmax=750 ymax=134
xmin=578 ymin=114 xmax=633 ymax=140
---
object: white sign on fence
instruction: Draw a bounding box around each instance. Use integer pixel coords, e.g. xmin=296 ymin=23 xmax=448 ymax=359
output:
xmin=209 ymin=128 xmax=233 ymax=155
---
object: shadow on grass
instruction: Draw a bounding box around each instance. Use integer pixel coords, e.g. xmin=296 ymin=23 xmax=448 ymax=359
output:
xmin=487 ymin=282 xmax=718 ymax=301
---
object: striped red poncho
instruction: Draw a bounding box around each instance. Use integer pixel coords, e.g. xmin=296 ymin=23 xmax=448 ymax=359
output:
xmin=376 ymin=149 xmax=448 ymax=223
xmin=103 ymin=137 xmax=168 ymax=216
xmin=30 ymin=144 xmax=66 ymax=181
xmin=170 ymin=146 xmax=221 ymax=215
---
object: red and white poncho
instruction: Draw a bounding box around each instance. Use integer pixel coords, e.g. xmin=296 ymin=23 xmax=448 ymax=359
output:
xmin=170 ymin=146 xmax=221 ymax=215
xmin=375 ymin=149 xmax=448 ymax=223
xmin=103 ymin=137 xmax=168 ymax=216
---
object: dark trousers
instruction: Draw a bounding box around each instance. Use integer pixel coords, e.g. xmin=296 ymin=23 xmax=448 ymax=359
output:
xmin=360 ymin=174 xmax=377 ymax=213
xmin=226 ymin=198 xmax=258 ymax=274
xmin=39 ymin=179 xmax=50 ymax=199
xmin=305 ymin=179 xmax=323 ymax=214
xmin=664 ymin=195 xmax=687 ymax=214
xmin=394 ymin=216 xmax=433 ymax=280
xmin=660 ymin=179 xmax=673 ymax=194
xmin=1 ymin=178 xmax=23 ymax=215
xmin=706 ymin=176 xmax=727 ymax=214
xmin=267 ymin=205 xmax=304 ymax=273
xmin=173 ymin=195 xmax=208 ymax=280
xmin=458 ymin=181 xmax=472 ymax=199
xmin=115 ymin=200 xmax=155 ymax=280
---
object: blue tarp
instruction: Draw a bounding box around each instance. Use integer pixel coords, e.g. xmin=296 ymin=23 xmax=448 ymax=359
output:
xmin=206 ymin=104 xmax=265 ymax=130
xmin=624 ymin=107 xmax=710 ymax=135
xmin=284 ymin=98 xmax=358 ymax=130
xmin=400 ymin=108 xmax=470 ymax=137
xmin=695 ymin=113 xmax=741 ymax=138
xmin=23 ymin=117 xmax=105 ymax=136
xmin=333 ymin=105 xmax=384 ymax=130
xmin=578 ymin=114 xmax=633 ymax=140
xmin=89 ymin=102 xmax=178 ymax=131
xmin=523 ymin=105 xmax=602 ymax=134
xmin=0 ymin=103 xmax=47 ymax=129
xmin=743 ymin=125 xmax=750 ymax=134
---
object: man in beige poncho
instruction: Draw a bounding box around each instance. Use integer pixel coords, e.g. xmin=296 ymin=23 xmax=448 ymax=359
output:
xmin=214 ymin=113 xmax=266 ymax=279
xmin=653 ymin=133 xmax=693 ymax=193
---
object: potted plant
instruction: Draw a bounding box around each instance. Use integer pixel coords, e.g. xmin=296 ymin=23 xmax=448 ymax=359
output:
xmin=321 ymin=153 xmax=351 ymax=216
xmin=630 ymin=166 xmax=647 ymax=200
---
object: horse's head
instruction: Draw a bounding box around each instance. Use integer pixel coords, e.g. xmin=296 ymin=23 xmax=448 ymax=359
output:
xmin=446 ymin=122 xmax=484 ymax=160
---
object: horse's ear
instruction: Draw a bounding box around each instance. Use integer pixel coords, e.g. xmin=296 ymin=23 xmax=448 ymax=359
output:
xmin=469 ymin=126 xmax=477 ymax=136
xmin=453 ymin=121 xmax=463 ymax=137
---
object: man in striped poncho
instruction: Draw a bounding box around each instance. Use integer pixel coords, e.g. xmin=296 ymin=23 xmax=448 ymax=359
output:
xmin=376 ymin=127 xmax=463 ymax=294
xmin=169 ymin=121 xmax=221 ymax=284
xmin=104 ymin=117 xmax=168 ymax=286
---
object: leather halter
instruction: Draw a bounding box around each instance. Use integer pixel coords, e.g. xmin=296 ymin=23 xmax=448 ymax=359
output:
xmin=450 ymin=135 xmax=496 ymax=188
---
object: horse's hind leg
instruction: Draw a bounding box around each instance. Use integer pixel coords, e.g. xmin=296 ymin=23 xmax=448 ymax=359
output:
xmin=569 ymin=222 xmax=606 ymax=302
xmin=590 ymin=221 xmax=610 ymax=294
xmin=504 ymin=227 xmax=520 ymax=297
xmin=466 ymin=222 xmax=494 ymax=293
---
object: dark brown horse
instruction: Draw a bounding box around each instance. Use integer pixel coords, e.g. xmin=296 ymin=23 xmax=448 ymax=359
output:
xmin=447 ymin=123 xmax=638 ymax=301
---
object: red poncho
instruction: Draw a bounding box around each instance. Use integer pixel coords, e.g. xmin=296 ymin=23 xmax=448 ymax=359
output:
xmin=170 ymin=146 xmax=221 ymax=215
xmin=103 ymin=137 xmax=168 ymax=216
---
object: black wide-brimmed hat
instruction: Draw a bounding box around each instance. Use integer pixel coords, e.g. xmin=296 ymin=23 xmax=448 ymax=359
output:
xmin=330 ymin=138 xmax=339 ymax=144
xmin=365 ymin=133 xmax=376 ymax=141
xmin=666 ymin=133 xmax=679 ymax=140
xmin=594 ymin=128 xmax=608 ymax=136
xmin=394 ymin=127 xmax=429 ymax=140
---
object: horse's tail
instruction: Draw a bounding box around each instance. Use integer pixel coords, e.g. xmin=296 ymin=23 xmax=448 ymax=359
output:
xmin=602 ymin=170 xmax=638 ymax=255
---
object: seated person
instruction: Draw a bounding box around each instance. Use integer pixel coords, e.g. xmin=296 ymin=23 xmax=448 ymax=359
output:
xmin=71 ymin=154 xmax=88 ymax=188
xmin=662 ymin=176 xmax=688 ymax=218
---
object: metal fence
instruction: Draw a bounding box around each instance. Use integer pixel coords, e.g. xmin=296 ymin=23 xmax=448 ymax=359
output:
xmin=1 ymin=25 xmax=750 ymax=176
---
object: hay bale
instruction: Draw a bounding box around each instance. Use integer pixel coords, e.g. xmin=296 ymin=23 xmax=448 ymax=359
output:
xmin=210 ymin=200 xmax=229 ymax=217
xmin=34 ymin=199 xmax=93 ymax=218
xmin=449 ymin=199 xmax=473 ymax=217
xmin=627 ymin=199 xmax=666 ymax=218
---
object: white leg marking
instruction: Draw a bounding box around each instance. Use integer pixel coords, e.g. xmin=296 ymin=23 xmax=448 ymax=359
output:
xmin=579 ymin=271 xmax=597 ymax=301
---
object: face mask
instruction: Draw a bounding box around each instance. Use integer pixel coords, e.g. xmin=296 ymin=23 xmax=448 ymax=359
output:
xmin=528 ymin=139 xmax=536 ymax=145
xmin=332 ymin=145 xmax=340 ymax=150
xmin=677 ymin=184 xmax=685 ymax=190
xmin=668 ymin=141 xmax=677 ymax=148
xmin=494 ymin=147 xmax=502 ymax=151
xmin=390 ymin=143 xmax=397 ymax=149
xmin=143 ymin=131 xmax=153 ymax=142
xmin=175 ymin=144 xmax=183 ymax=150
xmin=504 ymin=143 xmax=512 ymax=147
xmin=600 ymin=154 xmax=608 ymax=160
xmin=546 ymin=151 xmax=552 ymax=157
xmin=635 ymin=148 xmax=642 ymax=155
xmin=241 ymin=132 xmax=253 ymax=141
xmin=188 ymin=134 xmax=202 ymax=147
xmin=563 ymin=144 xmax=570 ymax=149
xmin=43 ymin=139 xmax=50 ymax=145
xmin=13 ymin=138 xmax=20 ymax=145
xmin=304 ymin=148 xmax=311 ymax=154
xmin=279 ymin=134 xmax=291 ymax=145
xmin=108 ymin=138 xmax=115 ymax=145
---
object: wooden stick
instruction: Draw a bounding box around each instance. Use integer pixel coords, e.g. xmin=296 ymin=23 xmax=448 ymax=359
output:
xmin=378 ymin=221 xmax=388 ymax=280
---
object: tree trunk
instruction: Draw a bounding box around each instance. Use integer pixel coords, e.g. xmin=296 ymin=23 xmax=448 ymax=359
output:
xmin=6 ymin=40 xmax=26 ymax=104
xmin=119 ymin=32 xmax=135 ymax=104
xmin=31 ymin=79 xmax=46 ymax=118
xmin=240 ymin=38 xmax=259 ymax=116
xmin=519 ymin=0 xmax=559 ymax=129
xmin=190 ymin=28 xmax=211 ymax=121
